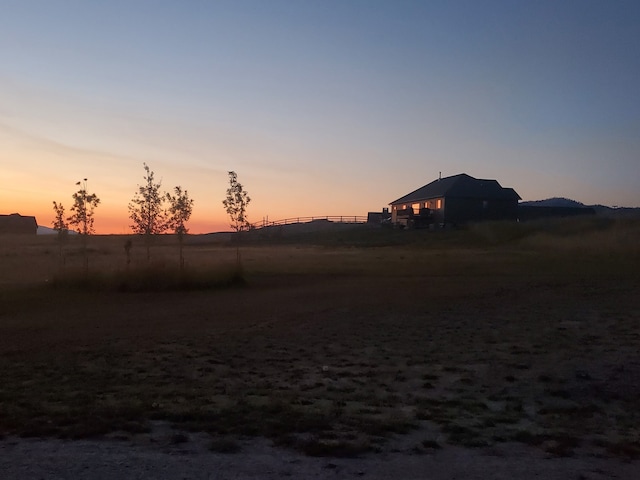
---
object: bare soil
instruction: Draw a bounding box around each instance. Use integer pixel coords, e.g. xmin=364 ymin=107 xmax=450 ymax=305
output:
xmin=2 ymin=430 xmax=639 ymax=479
xmin=0 ymin=224 xmax=639 ymax=478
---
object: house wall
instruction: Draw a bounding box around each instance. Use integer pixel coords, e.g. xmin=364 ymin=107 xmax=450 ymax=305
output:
xmin=391 ymin=204 xmax=414 ymax=224
xmin=391 ymin=198 xmax=445 ymax=226
xmin=488 ymin=199 xmax=519 ymax=221
xmin=442 ymin=197 xmax=479 ymax=224
xmin=431 ymin=198 xmax=445 ymax=224
xmin=391 ymin=204 xmax=412 ymax=227
xmin=443 ymin=197 xmax=518 ymax=224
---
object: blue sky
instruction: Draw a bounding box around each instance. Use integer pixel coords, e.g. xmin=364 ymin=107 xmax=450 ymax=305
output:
xmin=1 ymin=0 xmax=638 ymax=232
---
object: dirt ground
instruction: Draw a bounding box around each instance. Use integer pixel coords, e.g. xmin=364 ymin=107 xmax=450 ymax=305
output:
xmin=0 ymin=227 xmax=639 ymax=478
xmin=2 ymin=431 xmax=640 ymax=480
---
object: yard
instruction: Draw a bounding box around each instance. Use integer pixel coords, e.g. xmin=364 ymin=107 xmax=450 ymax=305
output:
xmin=0 ymin=219 xmax=639 ymax=477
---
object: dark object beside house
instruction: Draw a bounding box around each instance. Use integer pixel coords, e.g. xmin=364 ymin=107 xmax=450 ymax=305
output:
xmin=0 ymin=213 xmax=38 ymax=235
xmin=367 ymin=208 xmax=392 ymax=225
xmin=389 ymin=173 xmax=521 ymax=227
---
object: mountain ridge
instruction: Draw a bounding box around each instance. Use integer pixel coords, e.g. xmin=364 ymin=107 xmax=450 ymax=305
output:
xmin=519 ymin=198 xmax=640 ymax=217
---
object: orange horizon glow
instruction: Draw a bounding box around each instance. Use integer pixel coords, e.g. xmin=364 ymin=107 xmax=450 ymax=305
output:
xmin=10 ymin=204 xmax=245 ymax=235
xmin=0 ymin=159 xmax=376 ymax=235
xmin=3 ymin=193 xmax=368 ymax=235
xmin=4 ymin=202 xmax=373 ymax=235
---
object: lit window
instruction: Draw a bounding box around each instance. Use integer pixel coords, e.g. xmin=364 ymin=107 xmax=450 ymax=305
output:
xmin=436 ymin=199 xmax=442 ymax=209
xmin=412 ymin=203 xmax=420 ymax=214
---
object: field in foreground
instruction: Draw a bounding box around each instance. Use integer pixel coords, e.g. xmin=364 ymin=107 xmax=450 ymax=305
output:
xmin=0 ymin=219 xmax=639 ymax=466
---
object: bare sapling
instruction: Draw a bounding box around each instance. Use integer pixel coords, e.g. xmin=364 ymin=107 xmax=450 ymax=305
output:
xmin=222 ymin=171 xmax=251 ymax=271
xmin=67 ymin=179 xmax=100 ymax=275
xmin=128 ymin=163 xmax=168 ymax=261
xmin=52 ymin=201 xmax=69 ymax=269
xmin=166 ymin=186 xmax=194 ymax=271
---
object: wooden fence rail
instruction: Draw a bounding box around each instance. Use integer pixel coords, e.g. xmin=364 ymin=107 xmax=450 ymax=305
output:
xmin=250 ymin=216 xmax=367 ymax=229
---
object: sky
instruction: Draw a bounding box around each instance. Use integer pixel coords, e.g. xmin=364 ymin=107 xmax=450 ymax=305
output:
xmin=1 ymin=0 xmax=638 ymax=234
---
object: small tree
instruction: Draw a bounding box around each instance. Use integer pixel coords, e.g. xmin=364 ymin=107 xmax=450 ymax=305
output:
xmin=222 ymin=171 xmax=251 ymax=232
xmin=128 ymin=163 xmax=168 ymax=261
xmin=222 ymin=171 xmax=251 ymax=270
xmin=68 ymin=179 xmax=100 ymax=235
xmin=67 ymin=179 xmax=100 ymax=273
xmin=166 ymin=186 xmax=194 ymax=270
xmin=52 ymin=201 xmax=69 ymax=267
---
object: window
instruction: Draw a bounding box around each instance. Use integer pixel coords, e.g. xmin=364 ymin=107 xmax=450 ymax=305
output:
xmin=412 ymin=203 xmax=420 ymax=214
xmin=436 ymin=199 xmax=442 ymax=209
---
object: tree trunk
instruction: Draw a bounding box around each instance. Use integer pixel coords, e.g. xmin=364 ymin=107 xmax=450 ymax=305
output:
xmin=179 ymin=233 xmax=185 ymax=272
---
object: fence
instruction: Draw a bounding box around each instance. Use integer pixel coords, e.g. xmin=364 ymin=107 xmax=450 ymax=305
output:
xmin=250 ymin=216 xmax=367 ymax=229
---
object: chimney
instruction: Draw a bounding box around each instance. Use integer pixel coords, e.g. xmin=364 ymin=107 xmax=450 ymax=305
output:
xmin=439 ymin=171 xmax=442 ymax=181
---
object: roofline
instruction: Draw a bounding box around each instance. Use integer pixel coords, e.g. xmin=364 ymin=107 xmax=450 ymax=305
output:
xmin=388 ymin=173 xmax=520 ymax=205
xmin=389 ymin=193 xmax=443 ymax=205
xmin=389 ymin=194 xmax=520 ymax=205
xmin=388 ymin=173 xmax=472 ymax=205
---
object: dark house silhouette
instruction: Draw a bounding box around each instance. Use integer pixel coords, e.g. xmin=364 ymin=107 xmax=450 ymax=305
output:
xmin=389 ymin=173 xmax=521 ymax=227
xmin=0 ymin=213 xmax=38 ymax=235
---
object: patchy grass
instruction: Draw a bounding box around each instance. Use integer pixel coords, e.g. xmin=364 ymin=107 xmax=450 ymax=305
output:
xmin=0 ymin=219 xmax=639 ymax=458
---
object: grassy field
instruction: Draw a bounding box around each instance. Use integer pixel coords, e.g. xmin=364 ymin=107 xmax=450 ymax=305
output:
xmin=0 ymin=218 xmax=639 ymax=458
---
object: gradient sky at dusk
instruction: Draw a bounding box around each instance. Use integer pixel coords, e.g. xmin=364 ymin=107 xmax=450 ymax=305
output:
xmin=1 ymin=0 xmax=638 ymax=233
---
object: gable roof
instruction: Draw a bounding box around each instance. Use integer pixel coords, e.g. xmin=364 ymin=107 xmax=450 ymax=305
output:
xmin=389 ymin=173 xmax=521 ymax=205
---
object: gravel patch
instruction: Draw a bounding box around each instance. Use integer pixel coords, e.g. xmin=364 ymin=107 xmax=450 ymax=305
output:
xmin=1 ymin=435 xmax=639 ymax=480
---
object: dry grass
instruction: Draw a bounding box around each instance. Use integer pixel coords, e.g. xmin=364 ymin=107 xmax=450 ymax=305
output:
xmin=0 ymin=219 xmax=639 ymax=458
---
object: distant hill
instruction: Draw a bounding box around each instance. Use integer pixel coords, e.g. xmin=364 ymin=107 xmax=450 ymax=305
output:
xmin=520 ymin=197 xmax=586 ymax=208
xmin=520 ymin=198 xmax=640 ymax=218
xmin=37 ymin=226 xmax=56 ymax=235
xmin=37 ymin=226 xmax=78 ymax=235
